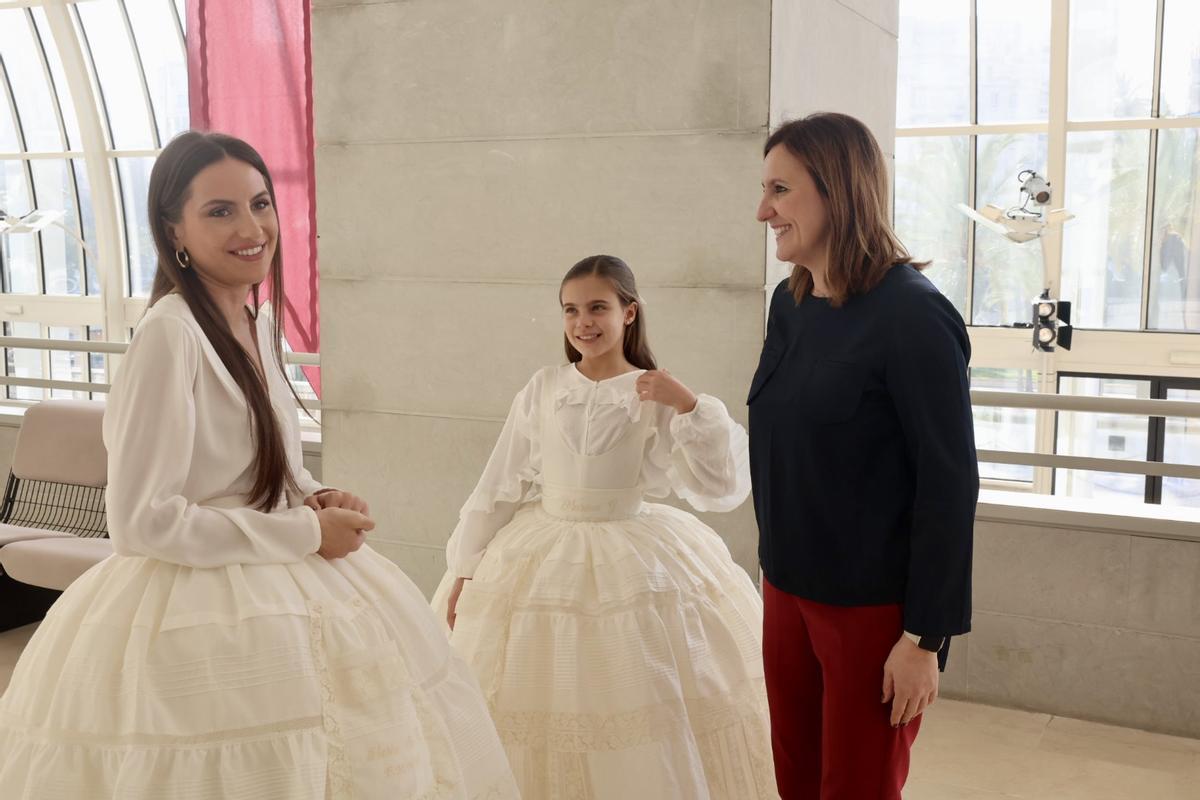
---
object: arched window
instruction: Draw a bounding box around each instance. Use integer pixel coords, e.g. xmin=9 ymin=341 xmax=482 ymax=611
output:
xmin=0 ymin=0 xmax=187 ymax=401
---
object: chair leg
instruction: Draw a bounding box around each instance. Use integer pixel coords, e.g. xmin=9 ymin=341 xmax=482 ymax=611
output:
xmin=0 ymin=571 xmax=61 ymax=632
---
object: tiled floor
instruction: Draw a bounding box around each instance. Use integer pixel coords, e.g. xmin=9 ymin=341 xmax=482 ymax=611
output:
xmin=907 ymin=699 xmax=1200 ymax=799
xmin=2 ymin=622 xmax=1198 ymax=798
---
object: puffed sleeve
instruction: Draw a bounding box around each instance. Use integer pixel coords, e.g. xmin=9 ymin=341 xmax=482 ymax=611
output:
xmin=445 ymin=370 xmax=543 ymax=578
xmin=103 ymin=314 xmax=322 ymax=567
xmin=886 ymin=287 xmax=978 ymax=638
xmin=647 ymin=394 xmax=751 ymax=513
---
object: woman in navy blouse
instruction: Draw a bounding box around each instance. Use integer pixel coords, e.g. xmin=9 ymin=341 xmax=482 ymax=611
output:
xmin=749 ymin=112 xmax=978 ymax=799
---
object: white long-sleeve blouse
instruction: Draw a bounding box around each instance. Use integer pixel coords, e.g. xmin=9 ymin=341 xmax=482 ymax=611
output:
xmin=102 ymin=294 xmax=324 ymax=568
xmin=445 ymin=364 xmax=751 ymax=578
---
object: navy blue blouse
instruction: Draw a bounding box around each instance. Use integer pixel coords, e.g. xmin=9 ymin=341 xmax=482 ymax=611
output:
xmin=748 ymin=265 xmax=978 ymax=639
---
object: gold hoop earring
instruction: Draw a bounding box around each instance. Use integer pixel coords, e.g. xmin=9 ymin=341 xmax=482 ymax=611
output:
xmin=175 ymin=249 xmax=190 ymax=269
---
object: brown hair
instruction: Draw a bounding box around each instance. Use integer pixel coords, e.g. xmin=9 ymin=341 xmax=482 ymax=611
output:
xmin=764 ymin=113 xmax=926 ymax=306
xmin=559 ymin=255 xmax=657 ymax=371
xmin=147 ymin=131 xmax=297 ymax=512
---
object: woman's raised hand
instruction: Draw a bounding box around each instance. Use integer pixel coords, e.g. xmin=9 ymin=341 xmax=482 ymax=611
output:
xmin=635 ymin=369 xmax=698 ymax=414
xmin=316 ymin=507 xmax=374 ymax=560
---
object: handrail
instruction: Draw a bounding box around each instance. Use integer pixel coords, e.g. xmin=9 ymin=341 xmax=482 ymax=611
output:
xmin=977 ymin=449 xmax=1200 ymax=480
xmin=0 ymin=338 xmax=1195 ymax=483
xmin=0 ymin=335 xmax=320 ymax=365
xmin=971 ymin=389 xmax=1200 ymax=418
xmin=973 ymin=389 xmax=1200 ymax=482
xmin=0 ymin=337 xmax=318 ymax=408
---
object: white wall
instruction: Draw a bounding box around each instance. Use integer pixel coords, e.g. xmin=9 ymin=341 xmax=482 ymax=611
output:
xmin=767 ymin=0 xmax=899 ymax=286
xmin=312 ymin=0 xmax=778 ymax=596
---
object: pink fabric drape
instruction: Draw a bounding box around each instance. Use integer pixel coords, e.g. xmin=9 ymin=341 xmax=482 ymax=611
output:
xmin=186 ymin=0 xmax=320 ymax=395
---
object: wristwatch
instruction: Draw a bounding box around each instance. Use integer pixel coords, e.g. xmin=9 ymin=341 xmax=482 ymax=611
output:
xmin=903 ymin=631 xmax=945 ymax=652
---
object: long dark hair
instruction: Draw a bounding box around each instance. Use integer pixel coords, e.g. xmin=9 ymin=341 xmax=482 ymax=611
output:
xmin=559 ymin=255 xmax=657 ymax=371
xmin=764 ymin=113 xmax=927 ymax=306
xmin=147 ymin=131 xmax=297 ymax=512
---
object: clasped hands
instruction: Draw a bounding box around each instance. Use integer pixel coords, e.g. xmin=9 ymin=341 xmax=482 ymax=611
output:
xmin=304 ymin=490 xmax=375 ymax=560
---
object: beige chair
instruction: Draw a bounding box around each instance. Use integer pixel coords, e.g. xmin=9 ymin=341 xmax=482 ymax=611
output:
xmin=0 ymin=400 xmax=112 ymax=630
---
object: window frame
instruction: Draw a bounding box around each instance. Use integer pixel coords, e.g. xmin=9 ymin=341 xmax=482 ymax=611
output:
xmin=898 ymin=0 xmax=1200 ymax=493
xmin=0 ymin=0 xmax=183 ymax=401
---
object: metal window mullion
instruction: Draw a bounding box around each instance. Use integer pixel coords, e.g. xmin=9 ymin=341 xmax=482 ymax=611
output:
xmin=1141 ymin=130 xmax=1161 ymax=330
xmin=1 ymin=321 xmax=8 ymax=401
xmin=18 ymin=156 xmax=44 ymax=295
xmin=29 ymin=5 xmax=89 ymax=293
xmin=1 ymin=15 xmax=31 ymax=155
xmin=27 ymin=7 xmax=69 ymax=153
xmin=23 ymin=5 xmax=60 ymax=296
xmin=1044 ymin=0 xmax=1070 ymax=299
xmin=66 ymin=155 xmax=88 ymax=294
xmin=1151 ymin=0 xmax=1165 ymax=119
xmin=1031 ymin=0 xmax=1072 ymax=494
xmin=1146 ymin=378 xmax=1165 ymax=503
xmin=0 ymin=56 xmax=27 ymax=156
xmin=69 ymin=3 xmax=114 ymax=152
xmin=1140 ymin=0 xmax=1167 ymax=331
xmin=115 ymin=0 xmax=160 ymax=149
xmin=166 ymin=0 xmax=185 ymax=63
xmin=40 ymin=322 xmax=53 ymax=399
xmin=966 ymin=135 xmax=977 ymax=321
xmin=3 ymin=12 xmax=47 ymax=297
xmin=40 ymin=0 xmax=126 ymax=352
xmin=0 ymin=52 xmax=21 ymax=304
xmin=966 ymin=0 xmax=978 ymax=323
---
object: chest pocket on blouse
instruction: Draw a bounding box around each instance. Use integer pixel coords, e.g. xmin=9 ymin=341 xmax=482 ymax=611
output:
xmin=747 ymin=346 xmax=784 ymax=406
xmin=800 ymin=359 xmax=866 ymax=424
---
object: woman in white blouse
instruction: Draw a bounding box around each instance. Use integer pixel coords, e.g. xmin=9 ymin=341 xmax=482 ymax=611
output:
xmin=433 ymin=255 xmax=778 ymax=799
xmin=0 ymin=131 xmax=517 ymax=800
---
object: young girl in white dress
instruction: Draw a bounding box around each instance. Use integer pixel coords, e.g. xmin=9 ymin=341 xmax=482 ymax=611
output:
xmin=435 ymin=255 xmax=778 ymax=799
xmin=0 ymin=132 xmax=518 ymax=800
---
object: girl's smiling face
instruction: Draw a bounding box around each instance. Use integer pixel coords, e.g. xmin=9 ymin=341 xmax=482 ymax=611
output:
xmin=560 ymin=274 xmax=636 ymax=362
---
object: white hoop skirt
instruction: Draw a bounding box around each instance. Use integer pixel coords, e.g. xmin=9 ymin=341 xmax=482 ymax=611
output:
xmin=434 ymin=501 xmax=779 ymax=800
xmin=0 ymin=546 xmax=519 ymax=800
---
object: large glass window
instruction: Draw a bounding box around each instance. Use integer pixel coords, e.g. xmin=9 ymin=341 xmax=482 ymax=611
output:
xmin=894 ymin=137 xmax=970 ymax=314
xmin=898 ymin=1 xmax=1200 ymax=508
xmin=972 ymin=368 xmax=1039 ymax=483
xmin=1055 ymin=376 xmax=1152 ymax=502
xmin=0 ymin=1 xmax=186 ymax=401
xmin=1067 ymin=0 xmax=1157 ymax=120
xmin=1148 ymin=128 xmax=1200 ymax=331
xmin=1061 ymin=131 xmax=1150 ymax=329
xmin=976 ymin=0 xmax=1050 ymax=124
xmin=1053 ymin=374 xmax=1200 ymax=506
xmin=896 ymin=0 xmax=970 ymax=128
xmin=972 ymin=134 xmax=1049 ymax=326
xmin=1162 ymin=386 xmax=1200 ymax=508
xmin=897 ymin=0 xmax=1200 ymax=334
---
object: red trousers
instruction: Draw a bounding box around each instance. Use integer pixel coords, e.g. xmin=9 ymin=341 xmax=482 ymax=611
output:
xmin=762 ymin=578 xmax=920 ymax=799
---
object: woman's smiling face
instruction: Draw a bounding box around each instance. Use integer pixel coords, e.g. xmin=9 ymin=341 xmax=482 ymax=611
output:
xmin=757 ymin=144 xmax=830 ymax=269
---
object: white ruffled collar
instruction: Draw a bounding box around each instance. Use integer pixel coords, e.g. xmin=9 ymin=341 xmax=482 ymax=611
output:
xmin=555 ymin=364 xmax=647 ymax=420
